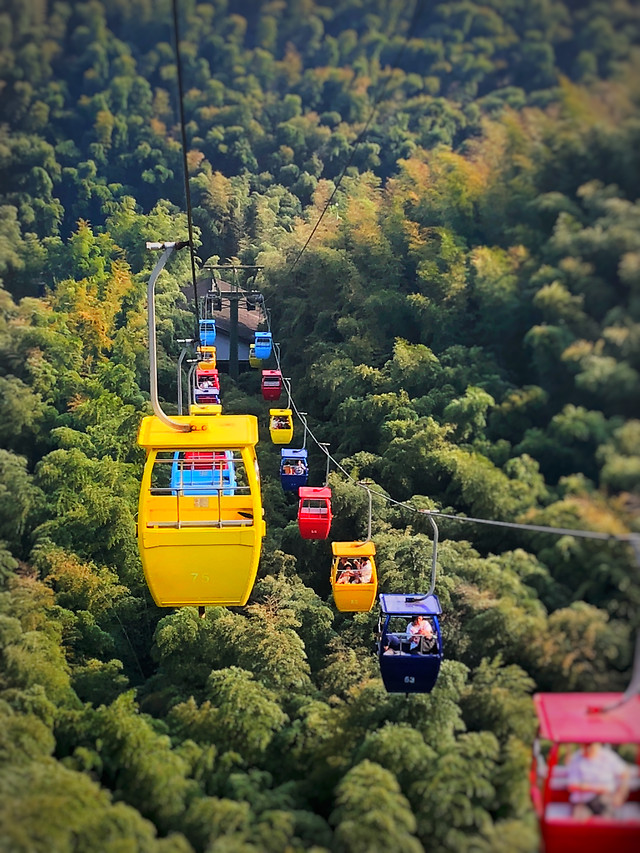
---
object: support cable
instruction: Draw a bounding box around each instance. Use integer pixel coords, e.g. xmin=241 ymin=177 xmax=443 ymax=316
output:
xmin=289 ymin=0 xmax=425 ymax=273
xmin=268 ymin=335 xmax=640 ymax=550
xmin=172 ymin=0 xmax=200 ymax=339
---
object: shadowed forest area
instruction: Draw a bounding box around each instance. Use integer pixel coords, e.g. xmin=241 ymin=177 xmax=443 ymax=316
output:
xmin=0 ymin=1 xmax=639 ymax=851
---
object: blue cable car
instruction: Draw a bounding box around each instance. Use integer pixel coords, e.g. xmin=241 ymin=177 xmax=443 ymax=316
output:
xmin=254 ymin=331 xmax=272 ymax=360
xmin=378 ymin=593 xmax=443 ymax=694
xmin=200 ymin=319 xmax=216 ymax=346
xmin=170 ymin=451 xmax=236 ymax=497
xmin=279 ymin=449 xmax=308 ymax=492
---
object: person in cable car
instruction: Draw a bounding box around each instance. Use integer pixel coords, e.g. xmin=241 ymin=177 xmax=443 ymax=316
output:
xmin=357 ymin=556 xmax=373 ymax=584
xmin=567 ymin=743 xmax=631 ymax=819
xmin=294 ymin=460 xmax=306 ymax=475
xmin=406 ymin=615 xmax=436 ymax=654
xmin=336 ymin=557 xmax=354 ymax=583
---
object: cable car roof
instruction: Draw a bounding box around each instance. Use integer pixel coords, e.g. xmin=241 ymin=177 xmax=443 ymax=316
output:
xmin=534 ymin=693 xmax=640 ymax=743
xmin=331 ymin=541 xmax=376 ymax=557
xmin=137 ymin=415 xmax=258 ymax=449
xmin=299 ymin=486 xmax=331 ymax=499
xmin=280 ymin=449 xmax=307 ymax=460
xmin=379 ymin=593 xmax=442 ymax=616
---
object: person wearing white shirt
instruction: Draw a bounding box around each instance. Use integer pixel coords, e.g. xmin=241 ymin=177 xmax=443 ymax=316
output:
xmin=357 ymin=557 xmax=373 ymax=584
xmin=405 ymin=615 xmax=434 ymax=653
xmin=567 ymin=742 xmax=631 ymax=819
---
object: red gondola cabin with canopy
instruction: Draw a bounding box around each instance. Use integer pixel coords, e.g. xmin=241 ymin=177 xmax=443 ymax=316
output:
xmin=297 ymin=486 xmax=332 ymax=539
xmin=261 ymin=370 xmax=283 ymax=402
xmin=530 ymin=693 xmax=640 ymax=853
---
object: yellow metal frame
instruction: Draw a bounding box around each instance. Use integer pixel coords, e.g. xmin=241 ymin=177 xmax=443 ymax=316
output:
xmin=330 ymin=540 xmax=377 ymax=612
xmin=137 ymin=414 xmax=265 ymax=607
xmin=269 ymin=408 xmax=293 ymax=445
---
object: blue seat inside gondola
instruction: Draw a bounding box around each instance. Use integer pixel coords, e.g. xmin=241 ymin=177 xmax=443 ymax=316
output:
xmin=378 ymin=593 xmax=443 ymax=694
xmin=170 ymin=451 xmax=236 ymax=496
xmin=254 ymin=331 xmax=272 ymax=360
xmin=200 ymin=319 xmax=216 ymax=346
xmin=279 ymin=449 xmax=308 ymax=492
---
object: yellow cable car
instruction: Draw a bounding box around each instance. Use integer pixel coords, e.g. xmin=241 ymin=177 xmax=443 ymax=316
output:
xmin=249 ymin=344 xmax=262 ymax=369
xmin=137 ymin=413 xmax=265 ymax=607
xmin=331 ymin=540 xmax=378 ymax=612
xmin=269 ymin=408 xmax=293 ymax=444
xmin=198 ymin=345 xmax=216 ymax=368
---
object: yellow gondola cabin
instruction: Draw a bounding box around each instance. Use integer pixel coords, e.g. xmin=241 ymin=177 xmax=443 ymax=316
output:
xmin=331 ymin=540 xmax=378 ymax=612
xmin=137 ymin=413 xmax=265 ymax=607
xmin=249 ymin=344 xmax=262 ymax=368
xmin=269 ymin=408 xmax=293 ymax=444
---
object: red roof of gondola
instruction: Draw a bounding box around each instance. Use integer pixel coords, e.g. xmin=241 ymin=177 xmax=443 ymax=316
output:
xmin=534 ymin=693 xmax=640 ymax=743
xmin=298 ymin=486 xmax=332 ymax=500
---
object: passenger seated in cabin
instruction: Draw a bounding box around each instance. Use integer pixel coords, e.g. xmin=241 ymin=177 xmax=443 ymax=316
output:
xmin=382 ymin=633 xmax=402 ymax=654
xmin=272 ymin=416 xmax=289 ymax=429
xmin=567 ymin=743 xmax=631 ymax=820
xmin=336 ymin=557 xmax=355 ymax=583
xmin=406 ymin=615 xmax=435 ymax=654
xmin=356 ymin=557 xmax=373 ymax=584
xmin=294 ymin=461 xmax=306 ymax=475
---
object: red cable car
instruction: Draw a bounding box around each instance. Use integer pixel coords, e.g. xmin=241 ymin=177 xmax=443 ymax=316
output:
xmin=297 ymin=486 xmax=332 ymax=539
xmin=261 ymin=370 xmax=283 ymax=402
xmin=531 ymin=693 xmax=640 ymax=853
xmin=196 ymin=366 xmax=220 ymax=390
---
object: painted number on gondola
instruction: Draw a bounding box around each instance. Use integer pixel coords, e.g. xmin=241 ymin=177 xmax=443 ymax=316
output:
xmin=191 ymin=573 xmax=210 ymax=583
xmin=404 ymin=676 xmax=415 ymax=684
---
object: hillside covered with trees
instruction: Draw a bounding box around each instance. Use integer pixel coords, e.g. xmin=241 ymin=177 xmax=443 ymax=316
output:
xmin=1 ymin=1 xmax=639 ymax=851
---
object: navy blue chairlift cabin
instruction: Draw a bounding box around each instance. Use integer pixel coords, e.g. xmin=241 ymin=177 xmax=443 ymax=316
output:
xmin=279 ymin=448 xmax=309 ymax=492
xmin=378 ymin=593 xmax=443 ymax=694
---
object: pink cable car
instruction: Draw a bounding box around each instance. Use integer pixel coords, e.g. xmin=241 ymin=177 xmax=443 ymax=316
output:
xmin=530 ymin=693 xmax=640 ymax=853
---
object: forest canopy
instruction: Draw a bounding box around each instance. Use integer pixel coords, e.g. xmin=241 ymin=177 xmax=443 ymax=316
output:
xmin=1 ymin=1 xmax=639 ymax=851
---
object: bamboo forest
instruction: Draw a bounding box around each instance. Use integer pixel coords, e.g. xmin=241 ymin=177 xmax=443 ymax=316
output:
xmin=1 ymin=1 xmax=640 ymax=851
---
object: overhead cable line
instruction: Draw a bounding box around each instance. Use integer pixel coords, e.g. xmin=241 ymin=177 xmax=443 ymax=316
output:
xmin=289 ymin=0 xmax=426 ymax=272
xmin=240 ymin=5 xmax=638 ymax=554
xmin=263 ymin=317 xmax=640 ymax=551
xmin=172 ymin=0 xmax=201 ymax=339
